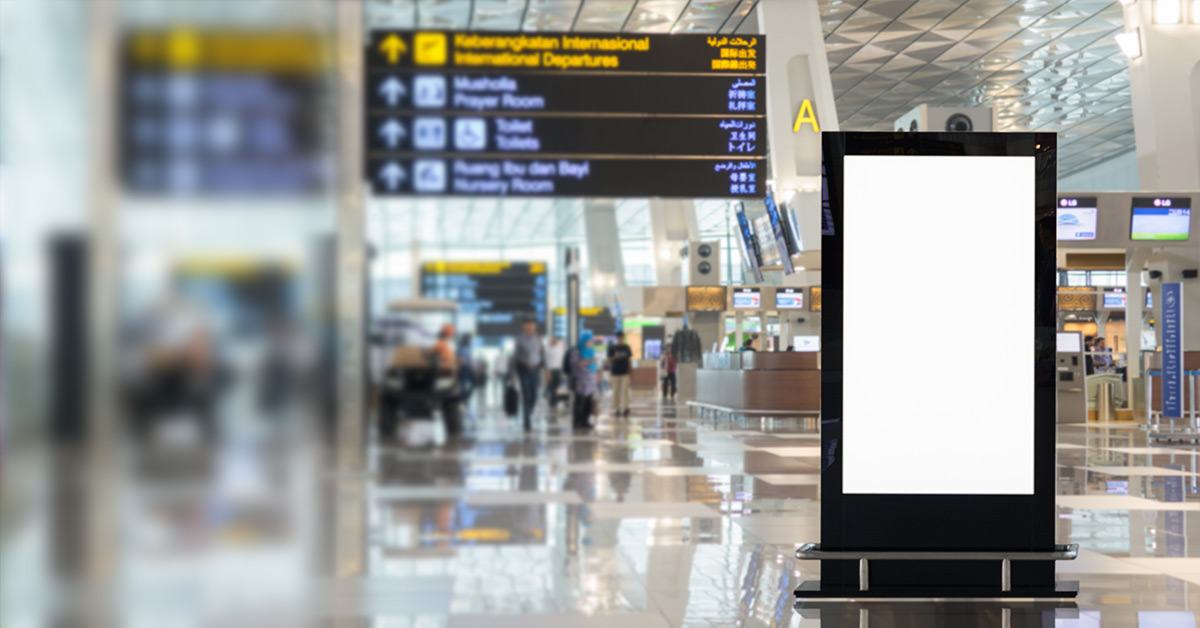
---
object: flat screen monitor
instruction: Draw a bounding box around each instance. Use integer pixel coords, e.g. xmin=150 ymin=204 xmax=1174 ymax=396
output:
xmin=764 ymin=191 xmax=795 ymax=274
xmin=775 ymin=288 xmax=804 ymax=309
xmin=792 ymin=335 xmax=820 ymax=352
xmin=1103 ymin=291 xmax=1127 ymax=309
xmin=1056 ymin=197 xmax=1098 ymax=241
xmin=1056 ymin=332 xmax=1082 ymax=354
xmin=842 ymin=153 xmax=1035 ymax=495
xmin=1131 ymin=197 xmax=1191 ymax=241
xmin=734 ymin=203 xmax=764 ymax=283
xmin=1147 ymin=290 xmax=1153 ymax=308
xmin=643 ymin=339 xmax=662 ymax=360
xmin=732 ymin=288 xmax=761 ymax=309
xmin=753 ymin=214 xmax=780 ymax=266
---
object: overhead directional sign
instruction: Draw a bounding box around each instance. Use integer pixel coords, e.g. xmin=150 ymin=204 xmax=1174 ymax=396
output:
xmin=365 ymin=31 xmax=766 ymax=198
xmin=120 ymin=30 xmax=328 ymax=197
xmin=421 ymin=261 xmax=548 ymax=337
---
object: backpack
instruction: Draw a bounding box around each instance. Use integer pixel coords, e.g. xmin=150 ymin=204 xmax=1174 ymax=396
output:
xmin=562 ymin=347 xmax=574 ymax=374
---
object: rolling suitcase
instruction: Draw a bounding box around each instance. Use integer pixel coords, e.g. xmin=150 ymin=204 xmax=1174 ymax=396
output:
xmin=504 ymin=383 xmax=520 ymax=417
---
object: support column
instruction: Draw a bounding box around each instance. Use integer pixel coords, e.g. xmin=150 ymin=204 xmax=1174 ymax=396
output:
xmin=1123 ymin=3 xmax=1200 ymax=189
xmin=583 ymin=200 xmax=625 ymax=307
xmin=648 ymin=199 xmax=697 ymax=286
xmin=85 ymin=0 xmax=119 ymax=587
xmin=332 ymin=0 xmax=367 ymax=582
xmin=758 ymin=0 xmax=839 ymax=251
xmin=1126 ymin=247 xmax=1153 ymax=416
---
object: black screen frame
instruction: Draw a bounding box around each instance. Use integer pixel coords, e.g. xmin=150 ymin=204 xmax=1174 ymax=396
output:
xmin=819 ymin=132 xmax=1058 ymax=590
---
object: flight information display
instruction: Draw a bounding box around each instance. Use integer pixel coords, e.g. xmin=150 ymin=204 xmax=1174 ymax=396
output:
xmin=1103 ymin=290 xmax=1127 ymax=309
xmin=776 ymin=288 xmax=804 ymax=309
xmin=764 ymin=192 xmax=795 ymax=274
xmin=420 ymin=261 xmax=547 ymax=337
xmin=365 ymin=31 xmax=766 ymax=198
xmin=1131 ymin=197 xmax=1191 ymax=241
xmin=732 ymin=288 xmax=761 ymax=309
xmin=1057 ymin=197 xmax=1097 ymax=241
xmin=119 ymin=30 xmax=329 ymax=196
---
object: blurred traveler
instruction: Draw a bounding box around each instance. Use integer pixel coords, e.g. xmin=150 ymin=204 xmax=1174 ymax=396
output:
xmin=1083 ymin=336 xmax=1096 ymax=375
xmin=570 ymin=331 xmax=599 ymax=430
xmin=457 ymin=333 xmax=476 ymax=405
xmin=433 ymin=324 xmax=457 ymax=371
xmin=671 ymin=326 xmax=703 ymax=363
xmin=607 ymin=330 xmax=633 ymax=417
xmin=258 ymin=317 xmax=298 ymax=420
xmin=545 ymin=336 xmax=567 ymax=417
xmin=740 ymin=334 xmax=759 ymax=352
xmin=435 ymin=324 xmax=462 ymax=437
xmin=125 ymin=300 xmax=224 ymax=441
xmin=1094 ymin=336 xmax=1113 ymax=372
xmin=661 ymin=347 xmax=678 ymax=401
xmin=510 ymin=318 xmax=546 ymax=432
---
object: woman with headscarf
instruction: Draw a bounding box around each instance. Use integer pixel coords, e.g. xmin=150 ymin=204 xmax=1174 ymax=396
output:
xmin=569 ymin=331 xmax=599 ymax=430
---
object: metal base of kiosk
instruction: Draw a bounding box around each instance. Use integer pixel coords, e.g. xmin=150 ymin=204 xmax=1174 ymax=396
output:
xmin=793 ymin=543 xmax=1079 ymax=600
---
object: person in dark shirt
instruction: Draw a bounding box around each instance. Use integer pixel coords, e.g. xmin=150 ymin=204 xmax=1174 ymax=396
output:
xmin=1083 ymin=335 xmax=1095 ymax=375
xmin=607 ymin=331 xmax=633 ymax=417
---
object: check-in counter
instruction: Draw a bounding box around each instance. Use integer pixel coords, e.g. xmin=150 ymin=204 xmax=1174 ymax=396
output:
xmin=695 ymin=351 xmax=820 ymax=414
xmin=630 ymin=361 xmax=659 ymax=390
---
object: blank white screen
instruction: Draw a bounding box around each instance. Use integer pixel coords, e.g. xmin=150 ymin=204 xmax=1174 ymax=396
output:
xmin=842 ymin=155 xmax=1035 ymax=495
xmin=1057 ymin=332 xmax=1081 ymax=354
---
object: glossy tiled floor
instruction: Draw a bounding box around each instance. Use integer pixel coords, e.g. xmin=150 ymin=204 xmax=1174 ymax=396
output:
xmin=348 ymin=395 xmax=1200 ymax=627
xmin=9 ymin=392 xmax=1200 ymax=626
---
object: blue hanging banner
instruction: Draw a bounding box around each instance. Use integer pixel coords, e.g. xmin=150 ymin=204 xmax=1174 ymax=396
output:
xmin=1162 ymin=282 xmax=1184 ymax=419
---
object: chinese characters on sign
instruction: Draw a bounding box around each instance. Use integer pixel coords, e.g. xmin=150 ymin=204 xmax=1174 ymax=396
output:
xmin=365 ymin=32 xmax=766 ymax=198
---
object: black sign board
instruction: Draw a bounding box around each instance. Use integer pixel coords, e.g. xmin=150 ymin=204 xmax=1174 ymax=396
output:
xmin=119 ymin=30 xmax=328 ymax=196
xmin=365 ymin=31 xmax=765 ymax=198
xmin=809 ymin=132 xmax=1067 ymax=599
xmin=553 ymin=307 xmax=618 ymax=339
xmin=420 ymin=261 xmax=547 ymax=337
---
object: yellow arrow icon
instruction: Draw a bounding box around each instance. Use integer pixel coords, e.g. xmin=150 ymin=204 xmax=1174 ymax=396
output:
xmin=379 ymin=34 xmax=408 ymax=64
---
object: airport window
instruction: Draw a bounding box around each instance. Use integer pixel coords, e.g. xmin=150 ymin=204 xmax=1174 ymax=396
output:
xmin=1063 ymin=271 xmax=1089 ymax=287
xmin=1088 ymin=271 xmax=1125 ymax=287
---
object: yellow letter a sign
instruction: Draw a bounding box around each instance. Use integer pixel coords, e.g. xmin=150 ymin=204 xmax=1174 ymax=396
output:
xmin=792 ymin=99 xmax=820 ymax=133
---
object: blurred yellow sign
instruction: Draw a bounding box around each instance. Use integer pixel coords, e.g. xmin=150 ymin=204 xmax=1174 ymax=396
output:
xmin=379 ymin=33 xmax=408 ymax=64
xmin=422 ymin=261 xmax=546 ymax=275
xmin=128 ymin=30 xmax=326 ymax=74
xmin=415 ymin=32 xmax=448 ymax=66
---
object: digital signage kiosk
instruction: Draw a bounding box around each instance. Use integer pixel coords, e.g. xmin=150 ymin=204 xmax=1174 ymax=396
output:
xmin=799 ymin=132 xmax=1075 ymax=599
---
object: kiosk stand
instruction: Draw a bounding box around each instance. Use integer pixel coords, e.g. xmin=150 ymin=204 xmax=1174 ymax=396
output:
xmin=1056 ymin=331 xmax=1088 ymax=424
xmin=797 ymin=132 xmax=1077 ymax=601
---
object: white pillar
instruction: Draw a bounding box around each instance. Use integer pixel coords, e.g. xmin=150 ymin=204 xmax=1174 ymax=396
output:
xmin=758 ymin=0 xmax=839 ymax=251
xmin=648 ymin=199 xmax=697 ymax=286
xmin=583 ymin=200 xmax=625 ymax=307
xmin=335 ymin=1 xmax=366 ymax=458
xmin=1124 ymin=2 xmax=1200 ymax=189
xmin=86 ymin=0 xmax=119 ymax=585
xmin=334 ymin=0 xmax=367 ymax=582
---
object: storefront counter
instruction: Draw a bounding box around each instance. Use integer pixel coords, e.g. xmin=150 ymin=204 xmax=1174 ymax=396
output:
xmin=696 ymin=351 xmax=819 ymax=414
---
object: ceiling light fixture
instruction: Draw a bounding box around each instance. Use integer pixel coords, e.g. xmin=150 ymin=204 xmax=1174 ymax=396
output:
xmin=1154 ymin=0 xmax=1182 ymax=23
xmin=1115 ymin=30 xmax=1143 ymax=58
